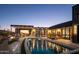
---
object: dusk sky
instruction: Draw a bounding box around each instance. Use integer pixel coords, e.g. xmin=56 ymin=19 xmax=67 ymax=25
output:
xmin=0 ymin=4 xmax=73 ymax=29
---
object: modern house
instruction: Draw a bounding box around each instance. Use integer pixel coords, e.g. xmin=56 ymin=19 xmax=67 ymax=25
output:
xmin=49 ymin=5 xmax=79 ymax=43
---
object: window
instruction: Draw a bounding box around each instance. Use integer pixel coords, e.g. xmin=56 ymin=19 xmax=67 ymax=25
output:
xmin=20 ymin=30 xmax=29 ymax=34
xmin=74 ymin=25 xmax=77 ymax=35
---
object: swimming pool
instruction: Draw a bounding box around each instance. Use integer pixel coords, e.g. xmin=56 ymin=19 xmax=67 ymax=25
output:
xmin=23 ymin=38 xmax=73 ymax=54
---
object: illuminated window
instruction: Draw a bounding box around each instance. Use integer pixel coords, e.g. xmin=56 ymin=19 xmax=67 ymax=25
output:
xmin=20 ymin=30 xmax=29 ymax=34
xmin=66 ymin=27 xmax=69 ymax=38
xmin=32 ymin=29 xmax=36 ymax=32
xmin=31 ymin=29 xmax=36 ymax=36
xmin=62 ymin=28 xmax=65 ymax=34
xmin=52 ymin=29 xmax=55 ymax=33
xmin=74 ymin=25 xmax=77 ymax=35
xmin=48 ymin=30 xmax=51 ymax=34
xmin=57 ymin=29 xmax=61 ymax=32
xmin=56 ymin=29 xmax=61 ymax=34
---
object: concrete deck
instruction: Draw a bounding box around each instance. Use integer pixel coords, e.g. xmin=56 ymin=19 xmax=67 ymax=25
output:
xmin=9 ymin=41 xmax=21 ymax=54
xmin=0 ymin=40 xmax=9 ymax=54
xmin=45 ymin=39 xmax=79 ymax=49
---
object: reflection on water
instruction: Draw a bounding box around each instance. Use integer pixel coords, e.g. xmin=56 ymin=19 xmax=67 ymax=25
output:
xmin=25 ymin=38 xmax=71 ymax=54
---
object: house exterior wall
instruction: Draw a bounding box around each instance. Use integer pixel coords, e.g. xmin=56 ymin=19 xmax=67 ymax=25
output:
xmin=72 ymin=5 xmax=79 ymax=43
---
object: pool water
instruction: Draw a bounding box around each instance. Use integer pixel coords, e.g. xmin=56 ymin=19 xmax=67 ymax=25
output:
xmin=32 ymin=47 xmax=58 ymax=54
xmin=24 ymin=38 xmax=72 ymax=54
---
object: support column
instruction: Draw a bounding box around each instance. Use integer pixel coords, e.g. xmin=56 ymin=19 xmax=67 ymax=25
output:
xmin=72 ymin=5 xmax=79 ymax=43
xmin=69 ymin=27 xmax=71 ymax=40
xmin=61 ymin=28 xmax=63 ymax=38
xmin=64 ymin=27 xmax=66 ymax=39
xmin=55 ymin=29 xmax=56 ymax=38
xmin=15 ymin=28 xmax=20 ymax=40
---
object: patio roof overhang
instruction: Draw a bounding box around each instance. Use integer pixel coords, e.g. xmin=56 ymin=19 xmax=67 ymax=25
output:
xmin=11 ymin=25 xmax=34 ymax=27
xmin=10 ymin=25 xmax=34 ymax=30
xmin=49 ymin=21 xmax=72 ymax=29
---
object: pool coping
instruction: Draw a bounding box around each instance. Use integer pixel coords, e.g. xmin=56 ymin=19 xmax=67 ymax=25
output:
xmin=44 ymin=39 xmax=79 ymax=50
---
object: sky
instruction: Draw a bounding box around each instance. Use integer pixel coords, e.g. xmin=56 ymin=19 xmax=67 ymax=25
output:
xmin=0 ymin=4 xmax=73 ymax=30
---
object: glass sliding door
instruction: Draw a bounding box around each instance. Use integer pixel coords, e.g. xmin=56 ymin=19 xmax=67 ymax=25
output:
xmin=62 ymin=28 xmax=66 ymax=38
xmin=65 ymin=27 xmax=69 ymax=39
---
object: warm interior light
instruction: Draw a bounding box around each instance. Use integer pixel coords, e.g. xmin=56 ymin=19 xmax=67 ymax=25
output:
xmin=48 ymin=30 xmax=51 ymax=34
xmin=20 ymin=30 xmax=29 ymax=34
xmin=62 ymin=29 xmax=65 ymax=34
xmin=74 ymin=25 xmax=77 ymax=35
xmin=32 ymin=29 xmax=36 ymax=32
xmin=52 ymin=29 xmax=55 ymax=33
xmin=57 ymin=29 xmax=61 ymax=32
xmin=31 ymin=29 xmax=36 ymax=36
xmin=56 ymin=29 xmax=61 ymax=37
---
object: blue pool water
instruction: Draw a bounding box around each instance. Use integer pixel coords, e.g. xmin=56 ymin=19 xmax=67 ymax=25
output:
xmin=32 ymin=48 xmax=58 ymax=54
xmin=25 ymin=38 xmax=72 ymax=54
